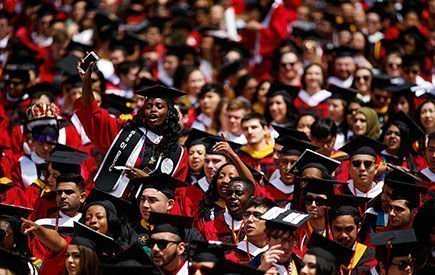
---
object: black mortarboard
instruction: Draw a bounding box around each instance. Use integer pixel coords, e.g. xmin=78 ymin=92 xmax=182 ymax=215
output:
xmin=288 ymin=149 xmax=341 ymax=176
xmin=3 ymin=67 xmax=30 ymax=82
xmin=67 ymin=41 xmax=93 ymax=55
xmin=273 ymin=125 xmax=310 ymax=141
xmin=268 ymin=82 xmax=300 ymax=98
xmin=0 ymin=203 xmax=33 ymax=218
xmin=293 ymin=28 xmax=323 ymax=43
xmin=307 ymin=233 xmax=353 ymax=266
xmin=384 ymin=166 xmax=423 ymax=184
xmin=386 ymin=83 xmax=415 ymax=96
xmin=219 ymin=61 xmax=244 ymax=80
xmin=46 ymin=149 xmax=88 ymax=175
xmin=209 ymin=260 xmax=265 ymax=275
xmin=372 ymin=74 xmax=393 ymax=90
xmin=330 ymin=46 xmax=358 ymax=58
xmin=94 ymin=12 xmax=119 ymax=35
xmin=132 ymin=174 xmax=188 ymax=199
xmin=222 ymin=40 xmax=252 ymax=59
xmin=55 ymin=54 xmax=81 ymax=76
xmin=70 ymin=236 xmax=96 ymax=251
xmin=183 ymin=128 xmax=209 ymax=149
xmin=73 ymin=221 xmax=120 ymax=254
xmin=371 ymin=229 xmax=417 ymax=260
xmin=134 ymin=85 xmax=185 ymax=102
xmin=389 ymin=111 xmax=426 ymax=142
xmin=339 ymin=135 xmax=387 ymax=158
xmin=328 ymin=84 xmax=357 ymax=102
xmin=149 ymin=212 xmax=193 ymax=240
xmin=0 ymin=178 xmax=14 ymax=194
xmin=124 ymin=32 xmax=148 ymax=48
xmin=109 ymin=38 xmax=133 ymax=55
xmin=0 ymin=248 xmax=31 ymax=275
xmin=331 ymin=194 xmax=371 ymax=214
xmin=189 ymin=240 xmax=236 ymax=263
xmin=278 ymin=38 xmax=304 ymax=57
xmin=24 ymin=82 xmax=59 ymax=97
xmin=402 ymin=53 xmax=425 ymax=68
xmin=261 ymin=206 xmax=312 ymax=231
xmin=184 ymin=129 xmax=240 ymax=154
xmin=63 ymin=74 xmax=83 ymax=89
xmin=390 ymin=181 xmax=427 ymax=207
xmin=399 ymin=26 xmax=426 ymax=45
xmin=299 ymin=177 xmax=347 ymax=199
xmin=101 ymin=94 xmax=136 ymax=115
xmin=102 ymin=242 xmax=161 ymax=275
xmin=135 ymin=77 xmax=162 ymax=91
xmin=276 ymin=136 xmax=319 ymax=156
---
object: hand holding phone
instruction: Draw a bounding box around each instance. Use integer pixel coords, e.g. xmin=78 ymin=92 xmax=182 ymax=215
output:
xmin=79 ymin=51 xmax=99 ymax=74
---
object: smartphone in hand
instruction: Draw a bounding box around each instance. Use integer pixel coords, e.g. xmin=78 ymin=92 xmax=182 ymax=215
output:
xmin=79 ymin=51 xmax=99 ymax=73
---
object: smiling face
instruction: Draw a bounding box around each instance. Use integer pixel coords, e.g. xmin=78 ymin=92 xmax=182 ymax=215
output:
xmin=304 ymin=64 xmax=323 ymax=91
xmin=144 ymin=98 xmax=169 ymax=129
xmin=186 ymin=70 xmax=205 ymax=96
xmin=328 ymin=98 xmax=345 ymax=123
xmin=420 ymin=102 xmax=435 ymax=133
xmin=268 ymin=95 xmax=288 ymax=124
xmin=65 ymin=244 xmax=80 ymax=275
xmin=216 ymin=165 xmax=238 ymax=199
xmin=85 ymin=205 xmax=109 ymax=235
xmin=279 ymin=52 xmax=302 ymax=82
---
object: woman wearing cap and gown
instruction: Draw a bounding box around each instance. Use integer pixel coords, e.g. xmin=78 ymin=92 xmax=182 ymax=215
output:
xmin=74 ymin=59 xmax=188 ymax=198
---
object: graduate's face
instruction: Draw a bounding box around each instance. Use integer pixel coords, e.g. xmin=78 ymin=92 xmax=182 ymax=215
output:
xmin=331 ymin=215 xmax=358 ymax=248
xmin=305 ymin=192 xmax=327 ymax=219
xmin=47 ymin=164 xmax=61 ymax=190
xmin=381 ymin=184 xmax=393 ymax=212
xmin=381 ymin=255 xmax=413 ymax=275
xmin=144 ymin=98 xmax=169 ymax=129
xmin=32 ymin=140 xmax=55 ymax=159
xmin=296 ymin=115 xmax=316 ymax=138
xmin=226 ymin=108 xmax=246 ymax=135
xmin=204 ymin=154 xmax=227 ymax=182
xmin=384 ymin=124 xmax=401 ymax=153
xmin=353 ymin=112 xmax=367 ymax=137
xmin=140 ymin=188 xmax=174 ymax=221
xmin=300 ymin=254 xmax=317 ymax=275
xmin=311 ymin=134 xmax=336 ymax=157
xmin=216 ymin=165 xmax=238 ymax=199
xmin=334 ymin=56 xmax=355 ymax=80
xmin=425 ymin=138 xmax=435 ymax=171
xmin=243 ymin=206 xmax=268 ymax=238
xmin=268 ymin=95 xmax=288 ymax=124
xmin=188 ymin=144 xmax=206 ymax=173
xmin=350 ymin=154 xmax=377 ymax=187
xmin=150 ymin=232 xmax=184 ymax=268
xmin=225 ymin=181 xmax=252 ymax=219
xmin=65 ymin=244 xmax=80 ymax=275
xmin=0 ymin=220 xmax=14 ymax=251
xmin=85 ymin=205 xmax=109 ymax=235
xmin=388 ymin=200 xmax=413 ymax=229
xmin=420 ymin=102 xmax=435 ymax=133
xmin=328 ymin=98 xmax=345 ymax=123
xmin=268 ymin=229 xmax=296 ymax=262
xmin=278 ymin=155 xmax=298 ymax=185
xmin=56 ymin=182 xmax=86 ymax=216
xmin=241 ymin=119 xmax=268 ymax=146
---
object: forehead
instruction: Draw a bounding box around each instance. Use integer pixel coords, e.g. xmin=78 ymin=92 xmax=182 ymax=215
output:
xmin=145 ymin=98 xmax=168 ymax=105
xmin=228 ymin=181 xmax=245 ymax=189
xmin=57 ymin=181 xmax=79 ymax=191
xmin=205 ymin=154 xmax=226 ymax=161
xmin=220 ymin=165 xmax=237 ymax=173
xmin=391 ymin=199 xmax=408 ymax=208
xmin=189 ymin=144 xmax=206 ymax=152
xmin=142 ymin=188 xmax=165 ymax=198
xmin=87 ymin=204 xmax=106 ymax=213
xmin=247 ymin=206 xmax=268 ymax=213
xmin=151 ymin=231 xmax=180 ymax=241
xmin=351 ymin=154 xmax=376 ymax=161
xmin=333 ymin=214 xmax=356 ymax=226
xmin=242 ymin=118 xmax=262 ymax=127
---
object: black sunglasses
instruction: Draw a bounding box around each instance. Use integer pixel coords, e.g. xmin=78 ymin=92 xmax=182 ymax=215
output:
xmin=55 ymin=189 xmax=76 ymax=196
xmin=148 ymin=238 xmax=180 ymax=250
xmin=305 ymin=195 xmax=327 ymax=206
xmin=351 ymin=160 xmax=375 ymax=169
xmin=355 ymin=75 xmax=370 ymax=81
xmin=280 ymin=61 xmax=297 ymax=68
xmin=391 ymin=259 xmax=414 ymax=271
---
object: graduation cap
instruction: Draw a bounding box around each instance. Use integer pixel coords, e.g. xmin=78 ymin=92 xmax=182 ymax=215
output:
xmin=268 ymin=82 xmax=300 ymax=98
xmin=0 ymin=203 xmax=33 ymax=218
xmin=46 ymin=147 xmax=88 ymax=175
xmin=67 ymin=40 xmax=93 ymax=55
xmin=219 ymin=61 xmax=244 ymax=80
xmin=148 ymin=212 xmax=193 ymax=240
xmin=288 ymin=149 xmax=341 ymax=177
xmin=131 ymin=174 xmax=188 ymax=199
xmin=307 ymin=233 xmax=353 ymax=267
xmin=63 ymin=74 xmax=83 ymax=90
xmin=328 ymin=84 xmax=357 ymax=102
xmin=73 ymin=221 xmax=120 ymax=254
xmin=329 ymin=46 xmax=358 ymax=58
xmin=389 ymin=111 xmax=426 ymax=142
xmin=102 ymin=242 xmax=161 ymax=275
xmin=189 ymin=240 xmax=236 ymax=263
xmin=390 ymin=180 xmax=427 ymax=208
xmin=135 ymin=77 xmax=162 ymax=91
xmin=402 ymin=53 xmax=425 ymax=68
xmin=184 ymin=128 xmax=241 ymax=154
xmin=70 ymin=236 xmax=96 ymax=251
xmin=134 ymin=85 xmax=185 ymax=102
xmin=371 ymin=229 xmax=417 ymax=262
xmin=101 ymin=93 xmax=136 ymax=115
xmin=0 ymin=248 xmax=32 ymax=275
xmin=261 ymin=206 xmax=312 ymax=231
xmin=298 ymin=177 xmax=347 ymax=199
xmin=124 ymin=32 xmax=149 ymax=48
xmin=386 ymin=83 xmax=415 ymax=96
xmin=0 ymin=178 xmax=14 ymax=194
xmin=209 ymin=260 xmax=265 ymax=275
xmin=372 ymin=74 xmax=393 ymax=90
xmin=55 ymin=54 xmax=81 ymax=76
xmin=24 ymin=82 xmax=59 ymax=97
xmin=276 ymin=136 xmax=319 ymax=156
xmin=94 ymin=12 xmax=119 ymax=35
xmin=222 ymin=40 xmax=252 ymax=59
xmin=339 ymin=135 xmax=387 ymax=158
xmin=331 ymin=194 xmax=371 ymax=215
xmin=273 ymin=125 xmax=310 ymax=141
xmin=384 ymin=166 xmax=423 ymax=184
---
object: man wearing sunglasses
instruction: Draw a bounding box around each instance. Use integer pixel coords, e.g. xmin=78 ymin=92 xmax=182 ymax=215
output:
xmin=339 ymin=136 xmax=387 ymax=198
xmin=148 ymin=212 xmax=193 ymax=275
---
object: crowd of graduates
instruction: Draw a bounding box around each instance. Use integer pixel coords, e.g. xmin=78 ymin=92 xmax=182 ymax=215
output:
xmin=0 ymin=0 xmax=435 ymax=274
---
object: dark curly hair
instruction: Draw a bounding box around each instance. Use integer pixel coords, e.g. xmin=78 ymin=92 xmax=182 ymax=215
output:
xmin=125 ymin=99 xmax=181 ymax=159
xmin=0 ymin=215 xmax=31 ymax=257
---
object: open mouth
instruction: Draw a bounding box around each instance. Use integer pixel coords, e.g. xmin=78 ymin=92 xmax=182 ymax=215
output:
xmin=149 ymin=114 xmax=159 ymax=122
xmin=227 ymin=201 xmax=240 ymax=212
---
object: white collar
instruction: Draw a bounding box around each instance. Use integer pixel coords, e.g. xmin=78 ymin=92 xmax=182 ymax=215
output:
xmin=327 ymin=76 xmax=353 ymax=88
xmin=297 ymin=89 xmax=331 ymax=107
xmin=36 ymin=212 xmax=82 ymax=228
xmin=381 ymin=150 xmax=400 ymax=159
xmin=223 ymin=208 xmax=243 ymax=231
xmin=0 ymin=35 xmax=9 ymax=48
xmin=236 ymin=240 xmax=269 ymax=257
xmin=421 ymin=168 xmax=435 ymax=181
xmin=176 ymin=261 xmax=189 ymax=275
xmin=347 ymin=180 xmax=383 ymax=198
xmin=196 ymin=113 xmax=213 ymax=128
xmin=138 ymin=127 xmax=163 ymax=144
xmin=269 ymin=178 xmax=294 ymax=195
xmin=197 ymin=176 xmax=209 ymax=193
xmin=368 ymin=32 xmax=384 ymax=43
xmin=30 ymin=151 xmax=46 ymax=165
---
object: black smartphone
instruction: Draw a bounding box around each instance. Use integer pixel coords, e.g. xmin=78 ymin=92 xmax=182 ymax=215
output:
xmin=79 ymin=51 xmax=99 ymax=73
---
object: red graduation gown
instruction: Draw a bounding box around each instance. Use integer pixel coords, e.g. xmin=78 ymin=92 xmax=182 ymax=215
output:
xmin=257 ymin=184 xmax=293 ymax=208
xmin=201 ymin=214 xmax=245 ymax=244
xmin=293 ymin=96 xmax=329 ymax=118
xmin=38 ymin=235 xmax=71 ymax=275
xmin=178 ymin=184 xmax=205 ymax=217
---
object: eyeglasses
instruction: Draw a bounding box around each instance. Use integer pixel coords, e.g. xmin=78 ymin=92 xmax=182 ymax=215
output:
xmin=226 ymin=189 xmax=245 ymax=197
xmin=148 ymin=238 xmax=180 ymax=250
xmin=305 ymin=195 xmax=327 ymax=206
xmin=55 ymin=189 xmax=76 ymax=196
xmin=355 ymin=75 xmax=370 ymax=81
xmin=351 ymin=160 xmax=375 ymax=169
xmin=387 ymin=63 xmax=402 ymax=69
xmin=243 ymin=211 xmax=264 ymax=220
xmin=280 ymin=61 xmax=297 ymax=68
xmin=391 ymin=259 xmax=414 ymax=270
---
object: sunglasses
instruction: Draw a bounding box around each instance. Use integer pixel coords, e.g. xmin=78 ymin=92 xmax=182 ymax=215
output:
xmin=351 ymin=160 xmax=375 ymax=169
xmin=305 ymin=195 xmax=327 ymax=206
xmin=280 ymin=61 xmax=297 ymax=68
xmin=355 ymin=75 xmax=370 ymax=81
xmin=388 ymin=63 xmax=401 ymax=68
xmin=189 ymin=264 xmax=214 ymax=273
xmin=243 ymin=211 xmax=264 ymax=220
xmin=391 ymin=259 xmax=414 ymax=270
xmin=55 ymin=189 xmax=76 ymax=196
xmin=226 ymin=189 xmax=245 ymax=197
xmin=148 ymin=238 xmax=180 ymax=250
